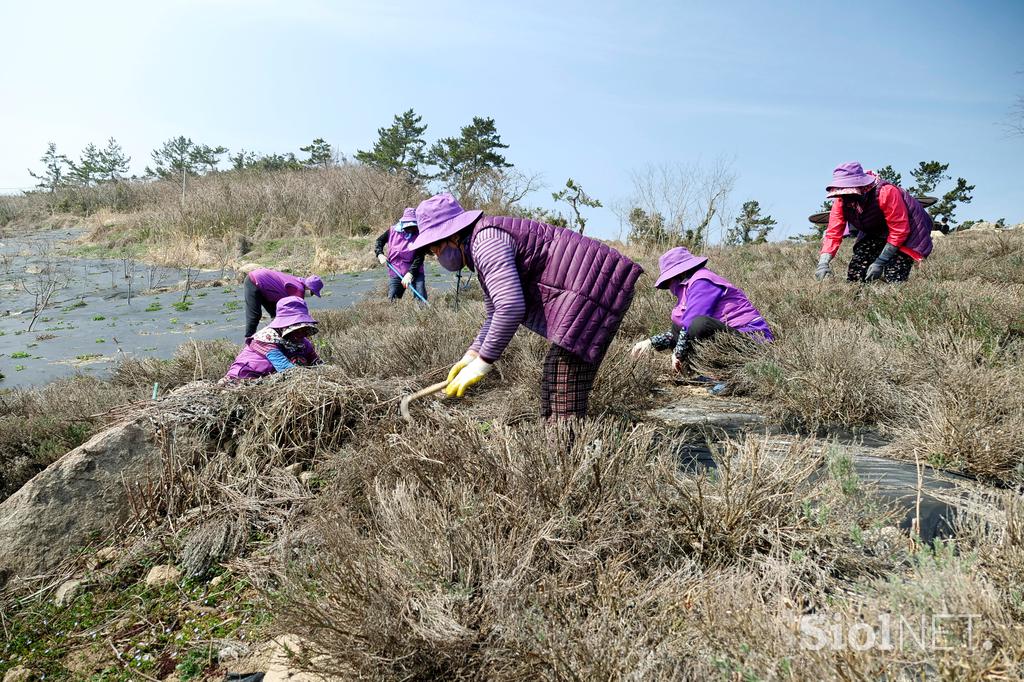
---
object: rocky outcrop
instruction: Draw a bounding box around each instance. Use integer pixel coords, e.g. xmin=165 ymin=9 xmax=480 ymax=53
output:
xmin=0 ymin=419 xmax=161 ymax=581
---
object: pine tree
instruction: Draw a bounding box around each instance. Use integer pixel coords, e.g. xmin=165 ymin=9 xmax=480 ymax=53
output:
xmin=97 ymin=137 xmax=131 ymax=181
xmin=428 ymin=116 xmax=511 ymax=196
xmin=875 ymin=164 xmax=902 ymax=186
xmin=69 ymin=143 xmax=103 ymax=186
xmin=551 ymin=178 xmax=602 ymax=234
xmin=726 ymin=200 xmax=777 ymax=245
xmin=191 ymin=144 xmax=228 ymax=173
xmin=28 ymin=143 xmax=71 ymax=192
xmin=909 ymin=161 xmax=974 ymax=230
xmin=300 ymin=138 xmax=334 ymax=169
xmin=627 ymin=207 xmax=670 ymax=246
xmin=355 ymin=109 xmax=429 ymax=182
xmin=146 ymin=136 xmax=201 ymax=181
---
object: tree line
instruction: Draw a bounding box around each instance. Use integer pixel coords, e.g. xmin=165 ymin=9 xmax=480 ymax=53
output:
xmin=26 ymin=114 xmax=979 ymax=243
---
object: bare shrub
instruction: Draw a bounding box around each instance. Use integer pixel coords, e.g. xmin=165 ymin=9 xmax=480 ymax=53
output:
xmin=112 ymin=339 xmax=239 ymax=390
xmin=897 ymin=362 xmax=1024 ymax=484
xmin=274 ymin=420 xmax=893 ymax=679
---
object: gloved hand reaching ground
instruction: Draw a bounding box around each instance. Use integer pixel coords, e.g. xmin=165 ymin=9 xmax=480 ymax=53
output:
xmin=630 ymin=339 xmax=653 ymax=358
xmin=378 ymin=254 xmax=388 ymax=266
xmin=815 ymin=253 xmax=833 ymax=281
xmin=446 ymin=357 xmax=493 ymax=397
xmin=401 ymin=272 xmax=413 ymax=288
xmin=865 ymin=243 xmax=900 ymax=282
xmin=447 ymin=350 xmax=479 ymax=383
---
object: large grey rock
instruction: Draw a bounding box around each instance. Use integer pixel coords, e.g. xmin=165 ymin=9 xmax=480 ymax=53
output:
xmin=0 ymin=419 xmax=160 ymax=580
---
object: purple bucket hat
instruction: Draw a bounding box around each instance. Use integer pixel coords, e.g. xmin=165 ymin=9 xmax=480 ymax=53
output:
xmin=409 ymin=193 xmax=483 ymax=250
xmin=269 ymin=296 xmax=317 ymax=329
xmin=826 ymin=162 xmax=874 ymax=192
xmin=654 ymin=247 xmax=709 ymax=289
xmin=303 ymin=275 xmax=323 ymax=297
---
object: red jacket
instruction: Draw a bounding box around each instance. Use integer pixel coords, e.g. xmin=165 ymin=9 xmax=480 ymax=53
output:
xmin=821 ymin=184 xmax=925 ymax=262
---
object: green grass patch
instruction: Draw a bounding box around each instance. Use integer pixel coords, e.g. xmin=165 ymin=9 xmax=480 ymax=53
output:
xmin=145 ymin=302 xmax=163 ymax=312
xmin=172 ymin=301 xmax=192 ymax=312
xmin=92 ymin=314 xmax=106 ymax=321
xmin=10 ymin=351 xmax=30 ymax=358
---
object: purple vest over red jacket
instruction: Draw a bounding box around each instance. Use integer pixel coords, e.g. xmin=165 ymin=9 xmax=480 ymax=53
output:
xmin=471 ymin=216 xmax=644 ymax=365
xmin=386 ymin=227 xmax=422 ymax=277
xmin=671 ymin=269 xmax=770 ymax=337
xmin=225 ymin=337 xmax=317 ymax=379
xmin=843 ymin=180 xmax=934 ymax=258
xmin=248 ymin=269 xmax=307 ymax=303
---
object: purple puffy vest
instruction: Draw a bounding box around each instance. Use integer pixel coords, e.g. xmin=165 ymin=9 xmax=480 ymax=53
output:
xmin=671 ymin=269 xmax=767 ymax=331
xmin=386 ymin=227 xmax=422 ymax=276
xmin=843 ymin=180 xmax=934 ymax=258
xmin=471 ymin=216 xmax=644 ymax=365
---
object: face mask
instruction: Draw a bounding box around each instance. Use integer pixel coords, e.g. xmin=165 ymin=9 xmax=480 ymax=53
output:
xmin=669 ymin=279 xmax=685 ymax=298
xmin=437 ymin=242 xmax=465 ymax=271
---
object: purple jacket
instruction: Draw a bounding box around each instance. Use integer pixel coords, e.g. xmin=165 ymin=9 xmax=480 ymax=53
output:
xmin=248 ymin=269 xmax=307 ymax=303
xmin=843 ymin=179 xmax=934 ymax=259
xmin=671 ymin=269 xmax=772 ymax=339
xmin=470 ymin=216 xmax=643 ymax=365
xmin=225 ymin=337 xmax=318 ymax=379
xmin=386 ymin=227 xmax=422 ymax=277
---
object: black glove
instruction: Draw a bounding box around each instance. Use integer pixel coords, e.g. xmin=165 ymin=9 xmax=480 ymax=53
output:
xmin=865 ymin=243 xmax=900 ymax=282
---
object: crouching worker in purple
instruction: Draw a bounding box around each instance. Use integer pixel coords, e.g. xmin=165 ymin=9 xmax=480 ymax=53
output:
xmin=374 ymin=207 xmax=427 ymax=302
xmin=243 ymin=268 xmax=323 ymax=338
xmin=222 ymin=296 xmax=322 ymax=383
xmin=631 ymin=247 xmax=772 ymax=392
xmin=410 ymin=193 xmax=643 ymax=420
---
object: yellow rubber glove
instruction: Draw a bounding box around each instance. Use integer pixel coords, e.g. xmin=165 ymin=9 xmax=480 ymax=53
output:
xmin=446 ymin=350 xmax=479 ymax=383
xmin=446 ymin=358 xmax=493 ymax=398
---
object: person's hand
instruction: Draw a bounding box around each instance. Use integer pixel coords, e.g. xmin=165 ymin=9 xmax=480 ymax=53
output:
xmin=631 ymin=339 xmax=653 ymax=359
xmin=446 ymin=358 xmax=493 ymax=398
xmin=672 ymin=356 xmax=684 ymax=373
xmin=377 ymin=254 xmax=388 ymax=266
xmin=865 ymin=243 xmax=899 ymax=282
xmin=446 ymin=350 xmax=479 ymax=383
xmin=815 ymin=253 xmax=833 ymax=281
xmin=401 ymin=272 xmax=413 ymax=288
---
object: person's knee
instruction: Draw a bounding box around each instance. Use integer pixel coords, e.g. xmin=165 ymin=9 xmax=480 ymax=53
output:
xmin=687 ymin=316 xmax=721 ymax=340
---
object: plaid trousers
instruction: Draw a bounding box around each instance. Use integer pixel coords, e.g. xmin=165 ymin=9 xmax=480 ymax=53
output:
xmin=540 ymin=343 xmax=598 ymax=420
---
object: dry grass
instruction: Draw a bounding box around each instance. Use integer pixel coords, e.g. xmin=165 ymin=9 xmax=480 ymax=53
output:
xmin=0 ymin=376 xmax=141 ymax=500
xmin=617 ymin=230 xmax=1024 ymax=484
xmin=4 ymin=221 xmax=1024 ymax=679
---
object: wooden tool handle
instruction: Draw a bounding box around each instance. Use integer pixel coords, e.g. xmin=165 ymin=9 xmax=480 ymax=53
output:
xmin=400 ymin=380 xmax=449 ymax=422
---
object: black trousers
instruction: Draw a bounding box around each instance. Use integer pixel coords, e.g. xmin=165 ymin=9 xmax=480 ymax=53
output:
xmin=243 ymin=277 xmax=277 ymax=338
xmin=847 ymin=235 xmax=913 ymax=283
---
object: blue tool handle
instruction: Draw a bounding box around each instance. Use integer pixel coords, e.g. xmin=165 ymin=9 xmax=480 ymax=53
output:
xmin=385 ymin=259 xmax=428 ymax=303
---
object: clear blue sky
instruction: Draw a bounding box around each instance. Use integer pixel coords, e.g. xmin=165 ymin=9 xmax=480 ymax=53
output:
xmin=2 ymin=0 xmax=1021 ymax=239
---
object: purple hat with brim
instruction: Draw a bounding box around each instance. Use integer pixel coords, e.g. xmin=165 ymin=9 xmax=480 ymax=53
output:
xmin=409 ymin=193 xmax=483 ymax=250
xmin=826 ymin=162 xmax=874 ymax=192
xmin=269 ymin=296 xmax=317 ymax=329
xmin=303 ymin=275 xmax=323 ymax=297
xmin=401 ymin=207 xmax=417 ymax=224
xmin=654 ymin=246 xmax=709 ymax=289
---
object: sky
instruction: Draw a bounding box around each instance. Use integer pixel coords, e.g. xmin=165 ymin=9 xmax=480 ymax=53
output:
xmin=1 ymin=0 xmax=1022 ymax=240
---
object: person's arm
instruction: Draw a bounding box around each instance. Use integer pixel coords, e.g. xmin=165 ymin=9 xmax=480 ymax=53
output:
xmin=467 ymin=229 xmax=525 ymax=363
xmin=374 ymin=229 xmax=389 ymax=257
xmin=410 ymin=248 xmax=425 ymax=273
xmin=266 ymin=348 xmax=296 ymax=372
xmin=650 ymin=325 xmax=680 ymax=351
xmin=469 ymin=291 xmax=495 ymax=354
xmin=820 ymin=199 xmax=846 ymax=257
xmin=676 ymin=279 xmax=725 ymax=330
xmin=878 ymin=185 xmax=910 ymax=248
